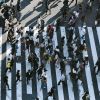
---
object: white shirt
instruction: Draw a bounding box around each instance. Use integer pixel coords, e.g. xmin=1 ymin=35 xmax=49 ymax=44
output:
xmin=61 ymin=74 xmax=65 ymax=81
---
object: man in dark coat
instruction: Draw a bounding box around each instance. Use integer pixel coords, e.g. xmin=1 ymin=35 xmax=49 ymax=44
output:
xmin=17 ymin=0 xmax=21 ymax=12
xmin=94 ymin=57 xmax=100 ymax=75
xmin=16 ymin=70 xmax=21 ymax=82
xmin=46 ymin=86 xmax=56 ymax=99
xmin=82 ymin=91 xmax=89 ymax=100
xmin=26 ymin=70 xmax=31 ymax=84
xmin=3 ymin=75 xmax=10 ymax=90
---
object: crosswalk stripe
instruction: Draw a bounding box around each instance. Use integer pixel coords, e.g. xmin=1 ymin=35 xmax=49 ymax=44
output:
xmin=1 ymin=26 xmax=100 ymax=100
xmin=96 ymin=27 xmax=100 ymax=46
xmin=34 ymin=28 xmax=43 ymax=99
xmin=92 ymin=27 xmax=100 ymax=92
xmin=81 ymin=27 xmax=96 ymax=100
xmin=0 ymin=27 xmax=2 ymax=100
xmin=20 ymin=28 xmax=28 ymax=100
xmin=35 ymin=48 xmax=43 ymax=100
xmin=24 ymin=27 xmax=33 ymax=94
xmin=6 ymin=32 xmax=12 ymax=100
xmin=43 ymin=27 xmax=53 ymax=100
xmin=15 ymin=27 xmax=23 ymax=99
xmin=16 ymin=63 xmax=22 ymax=100
xmin=1 ymin=28 xmax=6 ymax=100
xmin=60 ymin=26 xmax=75 ymax=100
xmin=15 ymin=28 xmax=21 ymax=56
xmin=53 ymin=27 xmax=65 ymax=100
xmin=94 ymin=27 xmax=100 ymax=93
xmin=87 ymin=27 xmax=100 ymax=95
xmin=78 ymin=27 xmax=88 ymax=99
xmin=25 ymin=50 xmax=33 ymax=94
xmin=47 ymin=28 xmax=59 ymax=100
xmin=46 ymin=62 xmax=53 ymax=100
xmin=87 ymin=27 xmax=98 ymax=65
xmin=39 ymin=28 xmax=48 ymax=100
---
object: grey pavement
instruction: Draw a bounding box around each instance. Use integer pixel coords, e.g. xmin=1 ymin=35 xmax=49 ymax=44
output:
xmin=4 ymin=0 xmax=84 ymax=27
xmin=8 ymin=0 xmax=99 ymax=27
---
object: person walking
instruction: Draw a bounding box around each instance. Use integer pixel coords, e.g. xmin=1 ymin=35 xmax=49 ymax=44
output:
xmin=35 ymin=97 xmax=39 ymax=100
xmin=3 ymin=75 xmax=10 ymax=90
xmin=17 ymin=0 xmax=21 ymax=21
xmin=17 ymin=0 xmax=21 ymax=12
xmin=46 ymin=86 xmax=56 ymax=99
xmin=58 ymin=74 xmax=65 ymax=85
xmin=5 ymin=58 xmax=12 ymax=73
xmin=26 ymin=70 xmax=31 ymax=84
xmin=44 ymin=0 xmax=51 ymax=15
xmin=82 ymin=91 xmax=89 ymax=100
xmin=94 ymin=57 xmax=100 ymax=75
xmin=16 ymin=70 xmax=21 ymax=83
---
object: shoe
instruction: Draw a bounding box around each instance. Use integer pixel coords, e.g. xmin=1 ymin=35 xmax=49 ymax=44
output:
xmin=58 ymin=82 xmax=60 ymax=85
xmin=8 ymin=88 xmax=11 ymax=90
xmin=96 ymin=73 xmax=98 ymax=75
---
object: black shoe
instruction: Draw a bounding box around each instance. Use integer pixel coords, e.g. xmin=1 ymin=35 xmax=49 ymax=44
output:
xmin=58 ymin=83 xmax=60 ymax=85
xmin=8 ymin=88 xmax=11 ymax=90
xmin=96 ymin=73 xmax=98 ymax=75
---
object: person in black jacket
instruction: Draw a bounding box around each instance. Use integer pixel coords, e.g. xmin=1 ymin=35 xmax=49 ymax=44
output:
xmin=26 ymin=70 xmax=31 ymax=84
xmin=17 ymin=0 xmax=21 ymax=12
xmin=4 ymin=9 xmax=10 ymax=20
xmin=46 ymin=86 xmax=56 ymax=99
xmin=82 ymin=91 xmax=89 ymax=100
xmin=16 ymin=70 xmax=21 ymax=83
xmin=44 ymin=0 xmax=51 ymax=15
xmin=60 ymin=60 xmax=65 ymax=74
xmin=3 ymin=75 xmax=10 ymax=90
xmin=94 ymin=57 xmax=100 ymax=75
xmin=35 ymin=97 xmax=39 ymax=100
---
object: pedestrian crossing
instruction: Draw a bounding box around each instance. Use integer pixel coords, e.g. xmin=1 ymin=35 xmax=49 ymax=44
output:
xmin=0 ymin=27 xmax=2 ymax=100
xmin=78 ymin=27 xmax=95 ymax=100
xmin=0 ymin=26 xmax=100 ymax=100
xmin=6 ymin=39 xmax=12 ymax=100
xmin=60 ymin=26 xmax=75 ymax=100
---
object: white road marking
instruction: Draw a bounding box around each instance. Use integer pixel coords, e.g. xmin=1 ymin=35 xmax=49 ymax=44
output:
xmin=60 ymin=26 xmax=75 ymax=100
xmin=53 ymin=27 xmax=64 ymax=100
xmin=6 ymin=32 xmax=12 ymax=100
xmin=79 ymin=27 xmax=96 ymax=100
xmin=0 ymin=27 xmax=2 ymax=100
xmin=16 ymin=63 xmax=22 ymax=100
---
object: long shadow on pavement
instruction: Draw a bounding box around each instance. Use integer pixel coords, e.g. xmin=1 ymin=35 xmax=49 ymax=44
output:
xmin=20 ymin=0 xmax=31 ymax=11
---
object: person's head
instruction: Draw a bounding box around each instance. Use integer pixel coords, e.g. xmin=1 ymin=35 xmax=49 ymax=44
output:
xmin=56 ymin=46 xmax=59 ymax=49
xmin=6 ymin=75 xmax=8 ymax=78
xmin=8 ymin=58 xmax=10 ymax=61
xmin=28 ymin=70 xmax=31 ymax=72
xmin=98 ymin=57 xmax=100 ymax=61
xmin=35 ymin=97 xmax=39 ymax=100
xmin=38 ymin=15 xmax=41 ymax=19
xmin=52 ymin=86 xmax=55 ymax=89
xmin=30 ymin=27 xmax=33 ymax=29
xmin=17 ymin=70 xmax=20 ymax=72
xmin=85 ymin=91 xmax=89 ymax=95
xmin=62 ymin=36 xmax=65 ymax=39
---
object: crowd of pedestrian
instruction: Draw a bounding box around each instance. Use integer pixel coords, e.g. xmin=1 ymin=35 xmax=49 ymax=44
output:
xmin=0 ymin=0 xmax=100 ymax=100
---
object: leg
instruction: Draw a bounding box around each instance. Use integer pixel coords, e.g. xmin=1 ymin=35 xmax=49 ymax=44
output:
xmin=5 ymin=68 xmax=8 ymax=73
xmin=16 ymin=78 xmax=18 ymax=82
xmin=58 ymin=80 xmax=61 ymax=85
xmin=75 ymin=0 xmax=77 ymax=5
xmin=27 ymin=78 xmax=29 ymax=84
xmin=6 ymin=83 xmax=10 ymax=90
